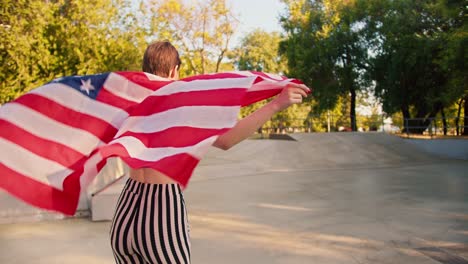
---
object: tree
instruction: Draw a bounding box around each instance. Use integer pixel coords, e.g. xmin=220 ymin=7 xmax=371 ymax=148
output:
xmin=230 ymin=29 xmax=311 ymax=133
xmin=436 ymin=0 xmax=467 ymax=135
xmin=279 ymin=0 xmax=369 ymax=131
xmin=0 ymin=0 xmax=55 ymax=103
xmin=146 ymin=0 xmax=238 ymax=76
xmin=362 ymin=0 xmax=467 ymax=134
xmin=232 ymin=29 xmax=288 ymax=73
xmin=0 ymin=0 xmax=145 ymax=104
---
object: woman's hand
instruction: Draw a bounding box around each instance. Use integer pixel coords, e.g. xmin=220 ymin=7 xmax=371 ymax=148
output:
xmin=270 ymin=83 xmax=311 ymax=112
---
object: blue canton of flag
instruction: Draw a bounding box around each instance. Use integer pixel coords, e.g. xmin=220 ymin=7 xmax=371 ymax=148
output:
xmin=49 ymin=73 xmax=110 ymax=99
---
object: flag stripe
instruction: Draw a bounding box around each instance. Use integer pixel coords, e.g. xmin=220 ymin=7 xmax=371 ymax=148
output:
xmin=0 ymin=119 xmax=85 ymax=168
xmin=249 ymin=71 xmax=286 ymax=81
xmin=0 ymin=163 xmax=78 ymax=215
xmin=115 ymin=106 xmax=239 ymax=137
xmin=104 ymin=72 xmax=154 ymax=103
xmin=178 ymin=72 xmax=247 ymax=82
xmin=129 ymin=89 xmax=246 ymax=116
xmin=14 ymin=93 xmax=118 ymax=142
xmin=249 ymin=79 xmax=294 ymax=91
xmin=103 ymin=136 xmax=217 ymax=162
xmin=97 ymin=88 xmax=138 ymax=111
xmin=117 ymin=71 xmax=172 ymax=89
xmin=0 ymin=103 xmax=103 ymax=155
xmin=117 ymin=127 xmax=230 ymax=148
xmin=0 ymin=138 xmax=72 ymax=190
xmin=123 ymin=153 xmax=200 ymax=188
xmin=151 ymin=77 xmax=255 ymax=96
xmin=29 ymin=83 xmax=127 ymax=128
xmin=242 ymin=89 xmax=282 ymax=106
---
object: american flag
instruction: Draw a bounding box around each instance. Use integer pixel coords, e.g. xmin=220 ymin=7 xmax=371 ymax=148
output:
xmin=0 ymin=71 xmax=302 ymax=215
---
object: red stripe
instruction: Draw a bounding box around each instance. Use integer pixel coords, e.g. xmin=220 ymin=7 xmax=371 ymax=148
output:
xmin=130 ymin=89 xmax=246 ymax=116
xmin=115 ymin=72 xmax=171 ymax=91
xmin=291 ymin=79 xmax=304 ymax=85
xmin=0 ymin=163 xmax=79 ymax=215
xmin=181 ymin=72 xmax=247 ymax=82
xmin=250 ymin=71 xmax=287 ymax=81
xmin=118 ymin=127 xmax=230 ymax=148
xmin=101 ymin=144 xmax=200 ymax=187
xmin=141 ymin=153 xmax=199 ymax=187
xmin=122 ymin=154 xmax=198 ymax=187
xmin=96 ymin=159 xmax=107 ymax=172
xmin=242 ymin=89 xmax=282 ymax=106
xmin=15 ymin=93 xmax=117 ymax=143
xmin=100 ymin=143 xmax=198 ymax=187
xmin=0 ymin=120 xmax=87 ymax=167
xmin=97 ymin=87 xmax=137 ymax=111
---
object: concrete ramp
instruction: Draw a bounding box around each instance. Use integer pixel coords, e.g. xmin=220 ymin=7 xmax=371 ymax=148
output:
xmin=0 ymin=133 xmax=460 ymax=222
xmin=90 ymin=132 xmax=448 ymax=221
xmin=1 ymin=133 xmax=467 ymax=264
xmin=192 ymin=132 xmax=439 ymax=183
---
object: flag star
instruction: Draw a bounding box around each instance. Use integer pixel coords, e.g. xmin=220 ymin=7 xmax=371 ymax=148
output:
xmin=80 ymin=79 xmax=95 ymax=95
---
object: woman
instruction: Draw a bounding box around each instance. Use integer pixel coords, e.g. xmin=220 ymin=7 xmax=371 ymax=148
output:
xmin=110 ymin=41 xmax=310 ymax=264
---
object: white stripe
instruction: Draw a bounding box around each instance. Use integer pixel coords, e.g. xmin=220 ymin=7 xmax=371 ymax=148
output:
xmin=176 ymin=189 xmax=191 ymax=262
xmin=110 ymin=136 xmax=217 ymax=161
xmin=225 ymin=71 xmax=256 ymax=77
xmin=29 ymin=83 xmax=128 ymax=128
xmin=138 ymin=184 xmax=152 ymax=260
xmin=117 ymin=187 xmax=139 ymax=263
xmin=152 ymin=77 xmax=254 ymax=96
xmin=154 ymin=187 xmax=167 ymax=262
xmin=115 ymin=106 xmax=239 ymax=137
xmin=110 ymin=182 xmax=132 ymax=263
xmin=226 ymin=71 xmax=285 ymax=81
xmin=162 ymin=186 xmax=177 ymax=264
xmin=0 ymin=103 xmax=103 ymax=155
xmin=264 ymin=72 xmax=285 ymax=80
xmin=79 ymin=153 xmax=102 ymax=189
xmin=0 ymin=138 xmax=71 ymax=190
xmin=104 ymin=72 xmax=154 ymax=103
xmin=248 ymin=79 xmax=293 ymax=92
xmin=144 ymin=72 xmax=172 ymax=81
xmin=169 ymin=186 xmax=187 ymax=263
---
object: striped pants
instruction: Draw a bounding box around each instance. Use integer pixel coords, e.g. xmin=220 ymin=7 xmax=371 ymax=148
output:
xmin=110 ymin=178 xmax=191 ymax=264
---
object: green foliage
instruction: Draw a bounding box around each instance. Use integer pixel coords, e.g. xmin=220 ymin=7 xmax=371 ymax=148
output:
xmin=279 ymin=0 xmax=467 ymax=134
xmin=232 ymin=29 xmax=285 ymax=119
xmin=0 ymin=0 xmax=145 ymax=104
xmin=0 ymin=0 xmax=55 ymax=103
xmin=232 ymin=30 xmax=287 ymax=74
xmin=231 ymin=29 xmax=312 ymax=126
xmin=146 ymin=0 xmax=238 ymax=76
xmin=361 ymin=0 xmax=467 ymax=133
xmin=279 ymin=0 xmax=370 ymax=131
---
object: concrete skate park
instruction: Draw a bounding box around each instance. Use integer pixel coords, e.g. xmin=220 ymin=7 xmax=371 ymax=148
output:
xmin=1 ymin=133 xmax=467 ymax=264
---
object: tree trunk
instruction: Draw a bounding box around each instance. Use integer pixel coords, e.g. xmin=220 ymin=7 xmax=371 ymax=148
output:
xmin=201 ymin=11 xmax=207 ymax=74
xmin=455 ymin=98 xmax=463 ymax=136
xmin=215 ymin=49 xmax=225 ymax=73
xmin=463 ymin=95 xmax=468 ymax=136
xmin=441 ymin=106 xmax=447 ymax=136
xmin=350 ymin=87 xmax=357 ymax=131
xmin=402 ymin=105 xmax=411 ymax=133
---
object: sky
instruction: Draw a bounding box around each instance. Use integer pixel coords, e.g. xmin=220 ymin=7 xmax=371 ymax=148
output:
xmin=226 ymin=0 xmax=285 ymax=46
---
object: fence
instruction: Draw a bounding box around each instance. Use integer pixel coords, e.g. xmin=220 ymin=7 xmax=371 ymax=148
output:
xmin=404 ymin=117 xmax=468 ymax=137
xmin=259 ymin=114 xmax=388 ymax=134
xmin=256 ymin=115 xmax=467 ymax=137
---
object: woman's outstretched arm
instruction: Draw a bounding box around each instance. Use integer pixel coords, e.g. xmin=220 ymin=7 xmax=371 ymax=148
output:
xmin=213 ymin=83 xmax=310 ymax=150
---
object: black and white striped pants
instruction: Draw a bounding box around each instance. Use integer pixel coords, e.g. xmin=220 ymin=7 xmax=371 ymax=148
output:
xmin=110 ymin=178 xmax=191 ymax=264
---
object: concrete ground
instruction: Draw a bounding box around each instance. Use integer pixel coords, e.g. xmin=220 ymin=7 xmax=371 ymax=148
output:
xmin=1 ymin=133 xmax=467 ymax=264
